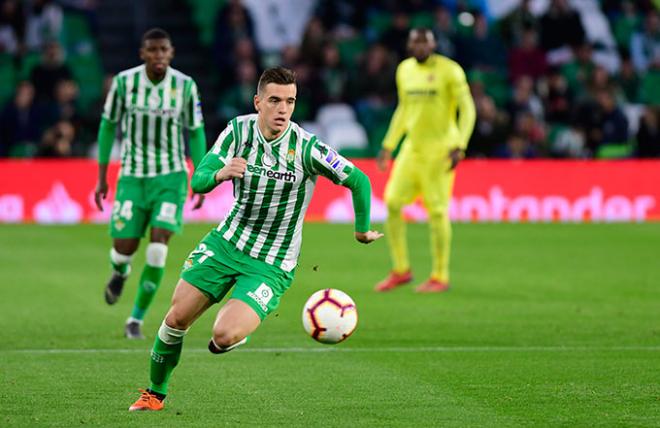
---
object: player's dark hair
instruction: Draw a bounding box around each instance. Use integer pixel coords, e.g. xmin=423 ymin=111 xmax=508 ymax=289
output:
xmin=142 ymin=28 xmax=171 ymax=45
xmin=257 ymin=67 xmax=296 ymax=94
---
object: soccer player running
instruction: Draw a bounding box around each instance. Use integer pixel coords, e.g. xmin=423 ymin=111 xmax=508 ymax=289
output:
xmin=375 ymin=28 xmax=476 ymax=293
xmin=94 ymin=28 xmax=207 ymax=339
xmin=128 ymin=67 xmax=383 ymax=411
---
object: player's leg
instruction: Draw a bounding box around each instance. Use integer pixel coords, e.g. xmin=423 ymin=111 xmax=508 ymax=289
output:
xmin=417 ymin=158 xmax=455 ymax=293
xmin=209 ymin=241 xmax=294 ymax=353
xmin=125 ymin=227 xmax=173 ymax=339
xmin=130 ymin=279 xmax=213 ymax=411
xmin=126 ymin=171 xmax=187 ymax=337
xmin=105 ymin=177 xmax=148 ymax=305
xmin=208 ymin=299 xmax=260 ymax=353
xmin=375 ymin=151 xmax=420 ymax=291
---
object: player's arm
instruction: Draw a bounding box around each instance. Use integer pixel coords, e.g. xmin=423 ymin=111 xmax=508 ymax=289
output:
xmin=378 ymin=64 xmax=407 ymax=171
xmin=190 ymin=124 xmax=244 ymax=194
xmin=449 ymin=63 xmax=476 ymax=170
xmin=183 ymin=79 xmax=209 ymax=208
xmin=95 ymin=75 xmax=124 ymax=211
xmin=303 ymin=139 xmax=383 ymax=244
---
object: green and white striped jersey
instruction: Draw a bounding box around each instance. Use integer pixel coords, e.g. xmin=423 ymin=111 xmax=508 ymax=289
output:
xmin=102 ymin=65 xmax=204 ymax=177
xmin=211 ymin=114 xmax=355 ymax=272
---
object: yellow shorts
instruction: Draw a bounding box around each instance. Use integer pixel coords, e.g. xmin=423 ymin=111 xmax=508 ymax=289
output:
xmin=384 ymin=150 xmax=455 ymax=215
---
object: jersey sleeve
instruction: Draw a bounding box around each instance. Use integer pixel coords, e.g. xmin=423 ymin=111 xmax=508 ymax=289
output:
xmin=190 ymin=123 xmax=235 ymax=193
xmin=101 ymin=75 xmax=124 ymax=123
xmin=381 ymin=63 xmax=408 ymax=151
xmin=183 ymin=79 xmax=204 ymax=130
xmin=449 ymin=63 xmax=476 ymax=150
xmin=302 ymin=137 xmax=355 ymax=184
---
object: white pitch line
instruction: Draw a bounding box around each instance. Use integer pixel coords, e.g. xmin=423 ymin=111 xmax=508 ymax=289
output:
xmin=1 ymin=345 xmax=659 ymax=355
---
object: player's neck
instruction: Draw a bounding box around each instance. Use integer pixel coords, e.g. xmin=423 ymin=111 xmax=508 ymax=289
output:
xmin=145 ymin=67 xmax=167 ymax=84
xmin=257 ymin=117 xmax=284 ymax=142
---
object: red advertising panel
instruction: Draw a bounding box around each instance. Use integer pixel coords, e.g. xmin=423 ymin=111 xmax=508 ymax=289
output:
xmin=0 ymin=159 xmax=658 ymax=223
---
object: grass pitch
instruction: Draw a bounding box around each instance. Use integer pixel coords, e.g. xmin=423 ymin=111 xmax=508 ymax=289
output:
xmin=0 ymin=223 xmax=659 ymax=427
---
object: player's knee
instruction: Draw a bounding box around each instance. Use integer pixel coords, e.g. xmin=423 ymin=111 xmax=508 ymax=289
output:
xmin=428 ymin=205 xmax=449 ymax=220
xmin=113 ymin=240 xmax=139 ymax=256
xmin=212 ymin=328 xmax=243 ymax=349
xmin=146 ymin=242 xmax=168 ymax=268
xmin=157 ymin=320 xmax=188 ymax=345
xmin=164 ymin=310 xmax=191 ymax=331
xmin=384 ymin=195 xmax=404 ymax=214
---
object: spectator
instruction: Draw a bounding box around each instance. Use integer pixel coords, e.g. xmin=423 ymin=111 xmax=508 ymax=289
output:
xmin=612 ymin=0 xmax=642 ymax=52
xmin=300 ymin=16 xmax=327 ymax=68
xmin=280 ymin=44 xmax=300 ymax=69
xmin=317 ymin=41 xmax=348 ymax=104
xmin=314 ymin=0 xmax=366 ymax=38
xmin=24 ymin=0 xmax=62 ymax=52
xmin=380 ymin=10 xmax=411 ymax=61
xmin=432 ymin=5 xmax=457 ymax=59
xmin=636 ymin=106 xmax=660 ymax=157
xmin=351 ymin=43 xmax=396 ymax=107
xmin=467 ymin=95 xmax=510 ymax=158
xmin=575 ymin=89 xmax=629 ymax=154
xmin=507 ymin=75 xmax=544 ymax=121
xmin=539 ymin=0 xmax=585 ymax=52
xmin=630 ymin=11 xmax=660 ymax=73
xmin=561 ymin=42 xmax=595 ymax=98
xmin=508 ymin=27 xmax=548 ymax=83
xmin=0 ymin=0 xmax=25 ymax=56
xmin=542 ymin=67 xmax=574 ymax=124
xmin=213 ymin=0 xmax=255 ymax=85
xmin=0 ymin=81 xmax=43 ymax=156
xmin=515 ymin=110 xmax=546 ymax=151
xmin=494 ymin=132 xmax=537 ymax=159
xmin=456 ymin=12 xmax=507 ymax=72
xmin=36 ymin=120 xmax=75 ymax=157
xmin=217 ymin=60 xmax=258 ymax=124
xmin=29 ymin=41 xmax=72 ymax=101
xmin=617 ymin=54 xmax=640 ymax=103
xmin=499 ymin=0 xmax=538 ymax=45
xmin=45 ymin=79 xmax=81 ymax=129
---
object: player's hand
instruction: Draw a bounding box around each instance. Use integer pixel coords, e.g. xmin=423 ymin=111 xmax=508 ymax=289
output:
xmin=354 ymin=230 xmax=384 ymax=244
xmin=215 ymin=157 xmax=247 ymax=182
xmin=191 ymin=193 xmax=205 ymax=210
xmin=448 ymin=148 xmax=465 ymax=171
xmin=376 ymin=149 xmax=392 ymax=172
xmin=94 ymin=180 xmax=108 ymax=211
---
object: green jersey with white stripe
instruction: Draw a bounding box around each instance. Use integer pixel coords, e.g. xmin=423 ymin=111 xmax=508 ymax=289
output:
xmin=202 ymin=114 xmax=355 ymax=272
xmin=102 ymin=65 xmax=204 ymax=177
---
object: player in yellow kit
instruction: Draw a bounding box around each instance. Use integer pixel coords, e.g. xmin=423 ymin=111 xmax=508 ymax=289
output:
xmin=375 ymin=28 xmax=475 ymax=293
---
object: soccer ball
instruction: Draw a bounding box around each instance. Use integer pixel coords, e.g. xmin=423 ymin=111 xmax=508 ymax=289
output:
xmin=302 ymin=289 xmax=358 ymax=344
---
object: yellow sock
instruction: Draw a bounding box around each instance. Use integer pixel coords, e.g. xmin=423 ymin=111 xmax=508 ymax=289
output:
xmin=429 ymin=212 xmax=451 ymax=283
xmin=385 ymin=206 xmax=410 ymax=274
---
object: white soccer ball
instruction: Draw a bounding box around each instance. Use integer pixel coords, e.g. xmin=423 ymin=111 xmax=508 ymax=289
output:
xmin=302 ymin=288 xmax=358 ymax=344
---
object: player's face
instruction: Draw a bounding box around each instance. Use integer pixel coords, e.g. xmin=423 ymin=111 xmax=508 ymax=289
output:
xmin=140 ymin=38 xmax=174 ymax=77
xmin=408 ymin=30 xmax=436 ymax=63
xmin=254 ymin=83 xmax=296 ymax=136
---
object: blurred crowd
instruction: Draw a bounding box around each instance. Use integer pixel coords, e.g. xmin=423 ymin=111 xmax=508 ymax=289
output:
xmin=1 ymin=0 xmax=659 ymax=159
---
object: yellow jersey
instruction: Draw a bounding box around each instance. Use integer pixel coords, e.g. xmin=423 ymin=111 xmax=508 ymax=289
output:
xmin=382 ymin=54 xmax=475 ymax=154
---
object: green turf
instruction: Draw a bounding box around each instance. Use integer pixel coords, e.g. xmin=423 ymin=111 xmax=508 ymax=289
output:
xmin=0 ymin=223 xmax=659 ymax=427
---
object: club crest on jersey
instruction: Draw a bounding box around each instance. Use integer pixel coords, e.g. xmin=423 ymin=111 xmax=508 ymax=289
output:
xmin=286 ymin=149 xmax=295 ymax=163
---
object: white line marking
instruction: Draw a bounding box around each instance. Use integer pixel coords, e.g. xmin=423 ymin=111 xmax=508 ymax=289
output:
xmin=1 ymin=346 xmax=659 ymax=355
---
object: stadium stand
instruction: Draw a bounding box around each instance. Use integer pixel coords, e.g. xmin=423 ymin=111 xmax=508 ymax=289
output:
xmin=0 ymin=0 xmax=658 ymax=160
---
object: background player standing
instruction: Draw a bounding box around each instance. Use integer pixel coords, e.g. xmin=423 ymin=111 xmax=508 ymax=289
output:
xmin=94 ymin=28 xmax=207 ymax=338
xmin=375 ymin=28 xmax=476 ymax=293
xmin=128 ymin=67 xmax=383 ymax=411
